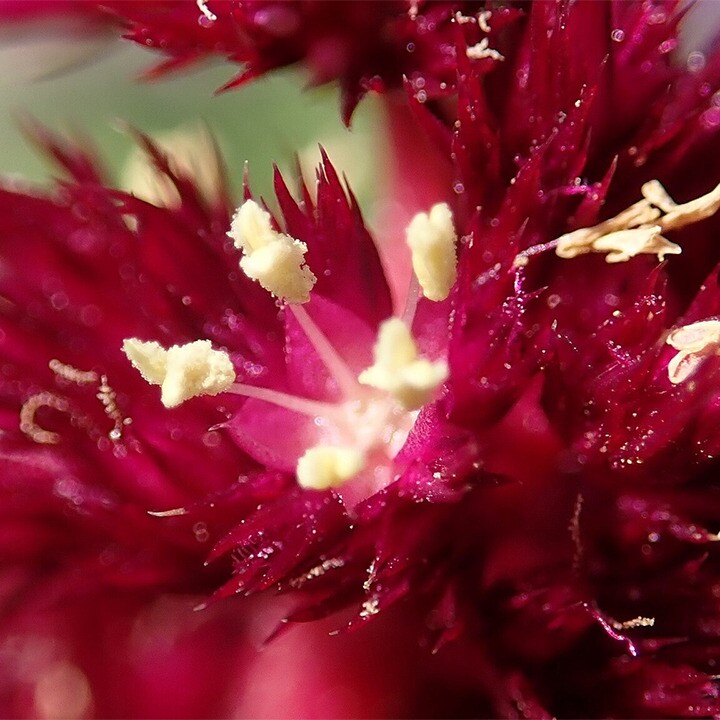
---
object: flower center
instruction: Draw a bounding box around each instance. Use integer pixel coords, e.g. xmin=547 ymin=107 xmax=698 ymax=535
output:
xmin=122 ymin=198 xmax=458 ymax=503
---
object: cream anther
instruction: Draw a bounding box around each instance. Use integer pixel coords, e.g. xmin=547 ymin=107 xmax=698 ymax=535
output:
xmin=122 ymin=338 xmax=235 ymax=408
xmin=405 ymin=203 xmax=458 ymax=302
xmin=641 ymin=180 xmax=677 ymax=213
xmin=666 ymin=320 xmax=720 ymax=384
xmin=358 ymin=318 xmax=447 ymax=410
xmin=655 ymin=181 xmax=720 ymax=232
xmin=297 ymin=445 xmax=366 ymax=490
xmin=555 ymin=179 xmax=720 ymax=264
xmin=228 ymin=199 xmax=316 ymax=304
xmin=592 ymin=226 xmax=680 ymax=263
xmin=466 ymin=38 xmax=504 ymax=61
xmin=555 ymin=200 xmax=670 ymax=261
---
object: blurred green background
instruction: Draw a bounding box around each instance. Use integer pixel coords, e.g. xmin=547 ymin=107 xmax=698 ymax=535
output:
xmin=0 ymin=38 xmax=380 ymax=204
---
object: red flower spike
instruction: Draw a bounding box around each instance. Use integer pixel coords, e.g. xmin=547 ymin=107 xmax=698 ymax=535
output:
xmin=6 ymin=1 xmax=720 ymax=718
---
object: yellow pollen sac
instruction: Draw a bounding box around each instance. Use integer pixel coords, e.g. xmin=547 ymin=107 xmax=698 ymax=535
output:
xmin=358 ymin=317 xmax=448 ymax=410
xmin=406 ymin=202 xmax=458 ymax=302
xmin=228 ymin=199 xmax=316 ymax=304
xmin=122 ymin=338 xmax=235 ymax=408
xmin=296 ymin=445 xmax=366 ymax=490
xmin=666 ymin=320 xmax=720 ymax=384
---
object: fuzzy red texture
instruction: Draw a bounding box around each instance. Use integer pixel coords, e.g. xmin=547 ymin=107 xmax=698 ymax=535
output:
xmin=3 ymin=0 xmax=720 ymax=718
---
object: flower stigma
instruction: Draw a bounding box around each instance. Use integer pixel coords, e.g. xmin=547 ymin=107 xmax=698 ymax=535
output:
xmin=122 ymin=339 xmax=236 ymax=408
xmin=228 ymin=199 xmax=316 ymax=304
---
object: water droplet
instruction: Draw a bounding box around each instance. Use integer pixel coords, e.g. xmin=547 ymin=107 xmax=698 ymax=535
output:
xmin=193 ymin=521 xmax=210 ymax=543
xmin=50 ymin=292 xmax=69 ymax=311
xmin=80 ymin=305 xmax=102 ymax=327
xmin=181 ymin=295 xmax=192 ymax=306
xmin=604 ymin=293 xmax=619 ymax=307
xmin=611 ymin=28 xmax=625 ymax=42
xmin=701 ymin=107 xmax=720 ymax=129
xmin=546 ymin=294 xmax=561 ymax=309
xmin=660 ymin=38 xmax=677 ymax=55
xmin=202 ymin=430 xmax=221 ymax=447
xmin=687 ymin=50 xmax=706 ymax=73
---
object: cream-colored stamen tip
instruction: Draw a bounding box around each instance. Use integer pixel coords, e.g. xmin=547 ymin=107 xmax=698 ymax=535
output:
xmin=228 ymin=199 xmax=316 ymax=304
xmin=406 ymin=202 xmax=458 ymax=302
xmin=358 ymin=317 xmax=448 ymax=410
xmin=122 ymin=338 xmax=235 ymax=408
xmin=297 ymin=445 xmax=366 ymax=490
xmin=666 ymin=320 xmax=720 ymax=384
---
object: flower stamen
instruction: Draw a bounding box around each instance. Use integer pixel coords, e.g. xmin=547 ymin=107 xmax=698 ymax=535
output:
xmin=196 ymin=0 xmax=217 ymax=23
xmin=228 ymin=200 xmax=316 ymax=304
xmin=650 ymin=180 xmax=720 ymax=232
xmin=358 ymin=317 xmax=447 ymax=410
xmin=665 ymin=319 xmax=720 ymax=384
xmin=296 ymin=445 xmax=366 ymax=490
xmin=227 ymin=382 xmax=342 ymax=419
xmin=97 ymin=375 xmax=132 ymax=441
xmin=554 ymin=180 xmax=720 ymax=263
xmin=288 ymin=304 xmax=361 ymax=398
xmin=19 ymin=392 xmax=69 ymax=445
xmin=466 ymin=38 xmax=504 ymax=62
xmin=49 ymin=359 xmax=98 ymax=385
xmin=406 ymin=202 xmax=458 ymax=303
xmin=122 ymin=338 xmax=235 ymax=408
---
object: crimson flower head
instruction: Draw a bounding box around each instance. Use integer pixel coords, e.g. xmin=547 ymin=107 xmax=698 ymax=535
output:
xmin=4 ymin=1 xmax=720 ymax=718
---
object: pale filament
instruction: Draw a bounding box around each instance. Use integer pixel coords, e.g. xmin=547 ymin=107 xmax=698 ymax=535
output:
xmin=227 ymin=382 xmax=343 ymax=419
xmin=399 ymin=273 xmax=421 ymax=329
xmin=287 ymin=303 xmax=360 ymax=398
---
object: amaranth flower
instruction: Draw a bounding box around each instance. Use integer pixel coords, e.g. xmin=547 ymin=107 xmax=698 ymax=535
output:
xmin=4 ymin=0 xmax=720 ymax=718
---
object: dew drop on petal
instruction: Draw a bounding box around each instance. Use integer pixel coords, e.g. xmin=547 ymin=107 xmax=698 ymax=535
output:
xmin=687 ymin=50 xmax=706 ymax=73
xmin=611 ymin=29 xmax=624 ymax=42
xmin=202 ymin=430 xmax=221 ymax=447
xmin=193 ymin=522 xmax=210 ymax=543
xmin=701 ymin=107 xmax=720 ymax=129
xmin=50 ymin=292 xmax=69 ymax=311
